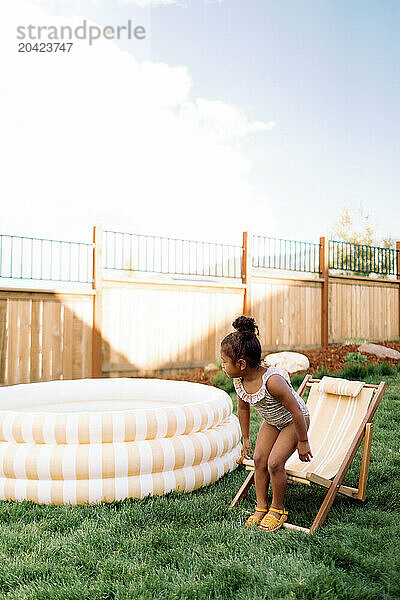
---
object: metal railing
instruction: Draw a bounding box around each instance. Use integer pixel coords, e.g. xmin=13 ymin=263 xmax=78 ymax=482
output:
xmin=252 ymin=235 xmax=320 ymax=273
xmin=329 ymin=240 xmax=399 ymax=276
xmin=1 ymin=230 xmax=398 ymax=284
xmin=103 ymin=230 xmax=243 ymax=279
xmin=0 ymin=234 xmax=93 ymax=283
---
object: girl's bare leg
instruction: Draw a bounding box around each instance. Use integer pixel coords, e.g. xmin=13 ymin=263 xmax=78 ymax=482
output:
xmin=267 ymin=422 xmax=304 ymax=517
xmin=268 ymin=424 xmax=297 ymax=513
xmin=252 ymin=421 xmax=279 ymax=519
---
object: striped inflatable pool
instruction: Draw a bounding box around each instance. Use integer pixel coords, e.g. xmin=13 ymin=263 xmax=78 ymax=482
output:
xmin=0 ymin=378 xmax=241 ymax=504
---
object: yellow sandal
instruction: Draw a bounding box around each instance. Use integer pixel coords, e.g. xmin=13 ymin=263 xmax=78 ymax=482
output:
xmin=244 ymin=506 xmax=269 ymax=528
xmin=258 ymin=507 xmax=288 ymax=532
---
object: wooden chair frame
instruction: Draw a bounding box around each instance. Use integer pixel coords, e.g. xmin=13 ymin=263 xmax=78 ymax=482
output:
xmin=229 ymin=374 xmax=387 ymax=534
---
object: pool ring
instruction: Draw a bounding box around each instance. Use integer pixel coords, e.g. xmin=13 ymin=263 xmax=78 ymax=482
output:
xmin=0 ymin=378 xmax=232 ymax=443
xmin=0 ymin=378 xmax=241 ymax=504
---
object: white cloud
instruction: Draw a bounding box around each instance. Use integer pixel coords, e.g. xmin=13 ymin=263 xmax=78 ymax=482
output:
xmin=121 ymin=0 xmax=177 ymax=5
xmin=121 ymin=0 xmax=228 ymax=5
xmin=32 ymin=0 xmax=225 ymax=7
xmin=181 ymin=99 xmax=268 ymax=142
xmin=1 ymin=0 xmax=275 ymax=245
xmin=122 ymin=0 xmax=227 ymax=5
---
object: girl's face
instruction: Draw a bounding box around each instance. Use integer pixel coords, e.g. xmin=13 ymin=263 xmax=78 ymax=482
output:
xmin=220 ymin=348 xmax=244 ymax=378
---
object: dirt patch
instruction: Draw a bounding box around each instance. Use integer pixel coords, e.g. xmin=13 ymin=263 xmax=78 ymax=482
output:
xmin=161 ymin=341 xmax=400 ymax=385
xmin=303 ymin=341 xmax=400 ymax=372
xmin=163 ymin=368 xmax=218 ymax=386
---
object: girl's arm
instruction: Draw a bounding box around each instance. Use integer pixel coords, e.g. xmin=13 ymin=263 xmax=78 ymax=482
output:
xmin=237 ymin=396 xmax=252 ymax=460
xmin=266 ymin=375 xmax=313 ymax=462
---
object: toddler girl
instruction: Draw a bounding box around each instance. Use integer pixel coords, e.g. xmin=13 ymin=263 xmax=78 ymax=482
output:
xmin=221 ymin=316 xmax=312 ymax=532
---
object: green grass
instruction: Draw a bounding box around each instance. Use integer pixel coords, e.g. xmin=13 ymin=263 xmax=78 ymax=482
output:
xmin=1 ymin=371 xmax=400 ymax=599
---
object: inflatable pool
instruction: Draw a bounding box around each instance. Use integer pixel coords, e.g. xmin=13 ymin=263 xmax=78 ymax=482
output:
xmin=0 ymin=378 xmax=241 ymax=504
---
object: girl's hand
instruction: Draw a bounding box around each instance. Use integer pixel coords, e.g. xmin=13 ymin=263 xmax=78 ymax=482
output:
xmin=241 ymin=438 xmax=253 ymax=461
xmin=297 ymin=440 xmax=313 ymax=462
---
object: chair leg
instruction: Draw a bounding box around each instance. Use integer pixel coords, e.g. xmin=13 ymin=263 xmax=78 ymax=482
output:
xmin=229 ymin=471 xmax=254 ymax=508
xmin=309 ymin=426 xmax=371 ymax=533
xmin=309 ymin=479 xmax=340 ymax=533
xmin=357 ymin=423 xmax=373 ymax=501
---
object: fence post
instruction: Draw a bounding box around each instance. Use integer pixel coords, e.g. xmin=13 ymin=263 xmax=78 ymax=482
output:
xmin=320 ymin=236 xmax=329 ymax=347
xmin=397 ymin=241 xmax=400 ymax=338
xmin=92 ymin=225 xmax=103 ymax=378
xmin=242 ymin=231 xmax=253 ymax=315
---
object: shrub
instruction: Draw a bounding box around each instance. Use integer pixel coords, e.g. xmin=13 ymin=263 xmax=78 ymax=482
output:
xmin=314 ymin=365 xmax=329 ymax=379
xmin=211 ymin=368 xmax=234 ymax=395
xmin=340 ymin=363 xmax=367 ymax=380
xmin=290 ymin=372 xmax=305 ymax=390
xmin=365 ymin=362 xmax=378 ymax=377
xmin=377 ymin=361 xmax=396 ymax=376
xmin=344 ymin=352 xmax=369 ymax=365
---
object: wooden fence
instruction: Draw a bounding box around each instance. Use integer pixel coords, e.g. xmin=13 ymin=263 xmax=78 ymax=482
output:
xmin=0 ymin=289 xmax=93 ymax=385
xmin=0 ymin=229 xmax=399 ymax=384
xmin=329 ymin=276 xmax=399 ymax=342
xmin=101 ymin=279 xmax=244 ymax=376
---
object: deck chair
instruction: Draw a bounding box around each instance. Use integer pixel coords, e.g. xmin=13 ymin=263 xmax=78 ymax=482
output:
xmin=230 ymin=375 xmax=387 ymax=533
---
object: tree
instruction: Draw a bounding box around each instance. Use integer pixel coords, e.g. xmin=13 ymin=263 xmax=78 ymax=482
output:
xmin=332 ymin=204 xmax=375 ymax=245
xmin=331 ymin=205 xmax=395 ymax=276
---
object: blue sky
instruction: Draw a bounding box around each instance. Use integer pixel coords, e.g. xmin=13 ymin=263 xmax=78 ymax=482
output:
xmin=148 ymin=0 xmax=400 ymax=241
xmin=2 ymin=0 xmax=399 ymax=245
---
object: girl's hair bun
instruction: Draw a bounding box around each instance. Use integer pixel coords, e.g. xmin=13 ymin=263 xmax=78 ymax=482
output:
xmin=232 ymin=316 xmax=259 ymax=338
xmin=221 ymin=315 xmax=261 ymax=368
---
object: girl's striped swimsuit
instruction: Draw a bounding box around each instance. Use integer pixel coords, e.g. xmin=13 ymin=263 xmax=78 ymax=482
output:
xmin=233 ymin=366 xmax=309 ymax=430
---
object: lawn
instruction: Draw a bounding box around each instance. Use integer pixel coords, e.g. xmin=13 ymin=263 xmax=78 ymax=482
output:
xmin=0 ymin=368 xmax=399 ymax=600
